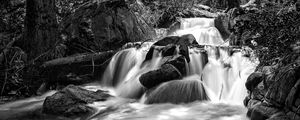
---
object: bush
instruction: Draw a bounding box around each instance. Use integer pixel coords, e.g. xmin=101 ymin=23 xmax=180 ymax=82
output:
xmin=233 ymin=5 xmax=300 ymax=66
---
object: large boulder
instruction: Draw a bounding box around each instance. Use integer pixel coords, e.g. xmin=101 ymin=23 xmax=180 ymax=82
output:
xmin=43 ymin=85 xmax=112 ymax=116
xmin=144 ymin=79 xmax=209 ymax=104
xmin=63 ymin=0 xmax=155 ymax=54
xmin=139 ymin=64 xmax=182 ymax=89
xmin=144 ymin=34 xmax=198 ymax=63
xmin=164 ymin=55 xmax=187 ymax=76
xmin=265 ymin=63 xmax=300 ymax=108
xmin=285 ymin=78 xmax=300 ymax=119
xmin=250 ymin=102 xmax=289 ymax=120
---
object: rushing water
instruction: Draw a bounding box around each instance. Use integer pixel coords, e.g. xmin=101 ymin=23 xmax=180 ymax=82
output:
xmin=0 ymin=17 xmax=258 ymax=120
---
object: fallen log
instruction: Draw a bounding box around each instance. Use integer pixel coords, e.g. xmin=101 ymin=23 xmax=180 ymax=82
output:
xmin=38 ymin=50 xmax=117 ymax=93
xmin=42 ymin=50 xmax=115 ymax=68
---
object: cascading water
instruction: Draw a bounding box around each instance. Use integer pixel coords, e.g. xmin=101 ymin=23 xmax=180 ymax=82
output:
xmin=0 ymin=17 xmax=258 ymax=120
xmin=100 ymin=42 xmax=164 ymax=98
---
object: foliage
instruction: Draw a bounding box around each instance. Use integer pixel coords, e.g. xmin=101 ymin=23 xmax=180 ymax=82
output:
xmin=0 ymin=0 xmax=89 ymax=97
xmin=233 ymin=5 xmax=300 ymax=66
xmin=130 ymin=0 xmax=211 ymax=28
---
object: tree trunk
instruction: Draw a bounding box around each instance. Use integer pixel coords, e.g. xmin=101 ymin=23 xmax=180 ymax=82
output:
xmin=23 ymin=0 xmax=58 ymax=60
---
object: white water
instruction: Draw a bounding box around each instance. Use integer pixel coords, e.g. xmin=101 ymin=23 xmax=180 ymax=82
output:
xmin=0 ymin=17 xmax=258 ymax=120
xmin=100 ymin=18 xmax=257 ymax=104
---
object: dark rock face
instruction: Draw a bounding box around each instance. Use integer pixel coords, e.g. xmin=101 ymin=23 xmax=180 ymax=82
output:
xmin=164 ymin=55 xmax=187 ymax=76
xmin=245 ymin=52 xmax=300 ymax=120
xmin=265 ymin=63 xmax=300 ymax=108
xmin=245 ymin=72 xmax=263 ymax=92
xmin=43 ymin=85 xmax=111 ymax=116
xmin=161 ymin=44 xmax=177 ymax=57
xmin=250 ymin=102 xmax=288 ymax=120
xmin=63 ymin=0 xmax=155 ymax=54
xmin=144 ymin=79 xmax=209 ymax=104
xmin=144 ymin=34 xmax=198 ymax=63
xmin=139 ymin=64 xmax=182 ymax=89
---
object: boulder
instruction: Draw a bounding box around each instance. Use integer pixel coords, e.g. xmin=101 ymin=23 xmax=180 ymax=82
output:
xmin=161 ymin=44 xmax=177 ymax=57
xmin=139 ymin=64 xmax=182 ymax=89
xmin=144 ymin=34 xmax=198 ymax=62
xmin=265 ymin=63 xmax=300 ymax=108
xmin=250 ymin=102 xmax=284 ymax=120
xmin=296 ymin=1 xmax=300 ymax=12
xmin=164 ymin=55 xmax=187 ymax=76
xmin=144 ymin=79 xmax=209 ymax=104
xmin=43 ymin=85 xmax=112 ymax=116
xmin=245 ymin=72 xmax=263 ymax=92
xmin=285 ymin=78 xmax=300 ymax=116
xmin=63 ymin=0 xmax=155 ymax=54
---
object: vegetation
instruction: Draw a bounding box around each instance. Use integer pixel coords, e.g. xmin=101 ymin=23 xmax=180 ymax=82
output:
xmin=0 ymin=0 xmax=89 ymax=97
xmin=233 ymin=4 xmax=300 ymax=66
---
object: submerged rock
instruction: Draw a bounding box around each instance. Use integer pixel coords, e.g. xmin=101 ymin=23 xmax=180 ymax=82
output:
xmin=144 ymin=79 xmax=209 ymax=104
xmin=139 ymin=64 xmax=182 ymax=89
xmin=43 ymin=85 xmax=112 ymax=116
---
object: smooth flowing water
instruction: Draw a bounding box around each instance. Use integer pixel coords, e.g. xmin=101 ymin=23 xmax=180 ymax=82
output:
xmin=0 ymin=17 xmax=258 ymax=120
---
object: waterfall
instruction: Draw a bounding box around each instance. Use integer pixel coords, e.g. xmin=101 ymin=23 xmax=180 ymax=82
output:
xmin=100 ymin=17 xmax=257 ymax=104
xmin=0 ymin=17 xmax=256 ymax=120
xmin=101 ymin=42 xmax=164 ymax=98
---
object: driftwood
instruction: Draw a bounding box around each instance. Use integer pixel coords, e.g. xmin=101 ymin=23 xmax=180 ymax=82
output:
xmin=42 ymin=50 xmax=115 ymax=68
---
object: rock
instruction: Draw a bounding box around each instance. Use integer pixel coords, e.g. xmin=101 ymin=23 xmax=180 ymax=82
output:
xmin=285 ymin=78 xmax=300 ymax=116
xmin=164 ymin=55 xmax=187 ymax=76
xmin=265 ymin=63 xmax=300 ymax=108
xmin=214 ymin=14 xmax=231 ymax=40
xmin=139 ymin=64 xmax=182 ymax=89
xmin=144 ymin=79 xmax=209 ymax=104
xmin=296 ymin=1 xmax=300 ymax=12
xmin=250 ymin=84 xmax=266 ymax=101
xmin=161 ymin=44 xmax=177 ymax=57
xmin=244 ymin=95 xmax=251 ymax=107
xmin=144 ymin=34 xmax=198 ymax=62
xmin=63 ymin=0 xmax=155 ymax=54
xmin=286 ymin=111 xmax=300 ymax=120
xmin=43 ymin=85 xmax=112 ymax=116
xmin=250 ymin=102 xmax=283 ymax=120
xmin=245 ymin=72 xmax=263 ymax=92
xmin=268 ymin=115 xmax=290 ymax=120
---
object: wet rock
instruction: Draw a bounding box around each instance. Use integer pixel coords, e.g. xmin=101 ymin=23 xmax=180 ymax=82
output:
xmin=250 ymin=102 xmax=283 ymax=120
xmin=139 ymin=64 xmax=182 ymax=89
xmin=145 ymin=79 xmax=209 ymax=104
xmin=144 ymin=34 xmax=198 ymax=63
xmin=43 ymin=85 xmax=112 ymax=116
xmin=161 ymin=44 xmax=177 ymax=57
xmin=244 ymin=95 xmax=251 ymax=107
xmin=63 ymin=0 xmax=155 ymax=53
xmin=164 ymin=55 xmax=187 ymax=76
xmin=245 ymin=72 xmax=263 ymax=92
